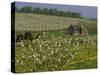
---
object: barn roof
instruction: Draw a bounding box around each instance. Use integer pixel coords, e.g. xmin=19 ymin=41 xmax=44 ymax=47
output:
xmin=68 ymin=25 xmax=81 ymax=30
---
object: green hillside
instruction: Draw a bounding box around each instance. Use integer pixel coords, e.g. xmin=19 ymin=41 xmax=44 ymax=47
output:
xmin=15 ymin=13 xmax=97 ymax=34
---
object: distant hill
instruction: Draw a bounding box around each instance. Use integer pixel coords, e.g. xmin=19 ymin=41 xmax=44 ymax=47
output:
xmin=15 ymin=13 xmax=97 ymax=34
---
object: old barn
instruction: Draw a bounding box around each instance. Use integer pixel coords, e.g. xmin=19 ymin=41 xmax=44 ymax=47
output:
xmin=67 ymin=25 xmax=88 ymax=35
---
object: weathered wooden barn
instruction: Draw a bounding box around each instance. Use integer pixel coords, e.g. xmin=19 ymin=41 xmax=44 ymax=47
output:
xmin=67 ymin=25 xmax=88 ymax=35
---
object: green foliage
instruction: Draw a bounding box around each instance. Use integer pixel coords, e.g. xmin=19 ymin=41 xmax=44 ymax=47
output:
xmin=15 ymin=31 xmax=97 ymax=73
xmin=18 ymin=6 xmax=33 ymax=13
xmin=15 ymin=6 xmax=82 ymax=18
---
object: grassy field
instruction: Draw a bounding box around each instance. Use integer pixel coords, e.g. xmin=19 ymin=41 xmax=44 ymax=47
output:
xmin=15 ymin=13 xmax=97 ymax=73
xmin=15 ymin=13 xmax=97 ymax=34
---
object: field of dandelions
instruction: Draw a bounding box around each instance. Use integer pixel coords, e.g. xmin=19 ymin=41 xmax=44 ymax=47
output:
xmin=15 ymin=31 xmax=97 ymax=73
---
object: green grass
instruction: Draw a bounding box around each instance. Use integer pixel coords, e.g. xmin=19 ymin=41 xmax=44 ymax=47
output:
xmin=15 ymin=31 xmax=97 ymax=73
xmin=14 ymin=13 xmax=97 ymax=73
xmin=63 ymin=43 xmax=97 ymax=70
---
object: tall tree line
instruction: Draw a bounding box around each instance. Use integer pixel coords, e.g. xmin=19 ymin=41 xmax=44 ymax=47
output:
xmin=15 ymin=6 xmax=82 ymax=18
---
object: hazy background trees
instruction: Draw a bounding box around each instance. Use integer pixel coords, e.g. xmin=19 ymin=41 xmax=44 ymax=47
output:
xmin=15 ymin=6 xmax=82 ymax=18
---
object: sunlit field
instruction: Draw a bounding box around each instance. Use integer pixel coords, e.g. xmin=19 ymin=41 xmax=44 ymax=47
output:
xmin=15 ymin=13 xmax=97 ymax=73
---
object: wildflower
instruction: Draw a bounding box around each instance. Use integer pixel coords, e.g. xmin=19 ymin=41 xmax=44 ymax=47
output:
xmin=33 ymin=54 xmax=36 ymax=58
xmin=65 ymin=49 xmax=69 ymax=51
xmin=29 ymin=55 xmax=32 ymax=58
xmin=43 ymin=56 xmax=46 ymax=60
xmin=16 ymin=60 xmax=19 ymax=63
xmin=20 ymin=61 xmax=24 ymax=65
xmin=52 ymin=34 xmax=54 ymax=37
xmin=39 ymin=44 xmax=42 ymax=48
xmin=22 ymin=55 xmax=25 ymax=58
xmin=51 ymin=51 xmax=54 ymax=54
